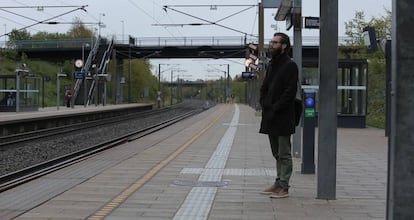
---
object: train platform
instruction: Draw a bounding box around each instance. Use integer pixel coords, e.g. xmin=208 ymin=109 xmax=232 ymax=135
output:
xmin=0 ymin=103 xmax=154 ymax=136
xmin=0 ymin=103 xmax=153 ymax=123
xmin=0 ymin=104 xmax=387 ymax=220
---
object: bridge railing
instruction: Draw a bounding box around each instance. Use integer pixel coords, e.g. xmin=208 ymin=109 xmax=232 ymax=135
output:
xmin=124 ymin=36 xmax=256 ymax=47
xmin=117 ymin=36 xmax=353 ymax=47
xmin=14 ymin=38 xmax=93 ymax=49
xmin=12 ymin=36 xmax=354 ymax=49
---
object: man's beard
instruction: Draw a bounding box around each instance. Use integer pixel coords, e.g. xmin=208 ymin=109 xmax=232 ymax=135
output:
xmin=270 ymin=47 xmax=283 ymax=58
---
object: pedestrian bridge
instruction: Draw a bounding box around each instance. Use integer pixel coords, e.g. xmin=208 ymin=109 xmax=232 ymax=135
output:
xmin=13 ymin=35 xmax=352 ymax=60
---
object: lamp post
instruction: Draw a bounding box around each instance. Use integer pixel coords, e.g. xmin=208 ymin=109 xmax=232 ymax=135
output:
xmin=158 ymin=64 xmax=161 ymax=108
xmin=3 ymin=24 xmax=6 ymax=48
xmin=81 ymin=43 xmax=90 ymax=64
xmin=98 ymin=13 xmax=105 ymax=37
xmin=178 ymin=74 xmax=192 ymax=102
xmin=56 ymin=69 xmax=67 ymax=110
xmin=226 ymin=64 xmax=230 ymax=102
xmin=128 ymin=44 xmax=131 ymax=103
xmin=170 ymin=70 xmax=173 ymax=105
xmin=121 ymin=20 xmax=125 ymax=43
xmin=169 ymin=69 xmax=186 ymax=105
xmin=158 ymin=64 xmax=170 ymax=108
xmin=82 ymin=43 xmax=90 ymax=107
xmin=218 ymin=64 xmax=230 ymax=103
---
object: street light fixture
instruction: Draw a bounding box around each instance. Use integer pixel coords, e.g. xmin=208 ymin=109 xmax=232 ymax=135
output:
xmin=158 ymin=64 xmax=168 ymax=108
xmin=3 ymin=24 xmax=6 ymax=48
xmin=362 ymin=26 xmax=378 ymax=53
xmin=121 ymin=20 xmax=125 ymax=43
xmin=56 ymin=68 xmax=67 ymax=110
xmin=170 ymin=69 xmax=187 ymax=105
xmin=82 ymin=43 xmax=90 ymax=107
xmin=98 ymin=13 xmax=105 ymax=37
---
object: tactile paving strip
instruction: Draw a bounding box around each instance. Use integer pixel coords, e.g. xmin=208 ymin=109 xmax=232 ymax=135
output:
xmin=173 ymin=105 xmax=239 ymax=220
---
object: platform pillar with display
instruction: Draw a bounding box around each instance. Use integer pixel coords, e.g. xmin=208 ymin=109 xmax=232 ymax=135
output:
xmin=301 ymin=89 xmax=316 ymax=174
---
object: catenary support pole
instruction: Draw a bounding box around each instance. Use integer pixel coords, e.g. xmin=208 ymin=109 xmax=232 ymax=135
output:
xmin=387 ymin=0 xmax=414 ymax=218
xmin=292 ymin=0 xmax=303 ymax=158
xmin=258 ymin=2 xmax=264 ymax=109
xmin=317 ymin=0 xmax=338 ymax=200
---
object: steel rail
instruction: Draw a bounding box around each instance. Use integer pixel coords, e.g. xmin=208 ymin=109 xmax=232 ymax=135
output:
xmin=0 ymin=108 xmax=172 ymax=147
xmin=0 ymin=109 xmax=199 ymax=193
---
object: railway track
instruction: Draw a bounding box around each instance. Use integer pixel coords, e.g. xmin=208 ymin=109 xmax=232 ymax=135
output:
xmin=0 ymin=108 xmax=172 ymax=147
xmin=0 ymin=102 xmax=208 ymax=192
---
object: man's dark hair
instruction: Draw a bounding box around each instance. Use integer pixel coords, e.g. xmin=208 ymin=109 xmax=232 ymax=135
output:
xmin=273 ymin=32 xmax=291 ymax=51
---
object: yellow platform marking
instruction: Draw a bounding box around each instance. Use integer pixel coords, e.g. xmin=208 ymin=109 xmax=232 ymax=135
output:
xmin=87 ymin=105 xmax=230 ymax=220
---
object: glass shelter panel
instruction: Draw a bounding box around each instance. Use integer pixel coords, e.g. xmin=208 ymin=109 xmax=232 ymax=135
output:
xmin=301 ymin=61 xmax=367 ymax=117
xmin=0 ymin=75 xmax=40 ymax=112
xmin=337 ymin=65 xmax=367 ymax=115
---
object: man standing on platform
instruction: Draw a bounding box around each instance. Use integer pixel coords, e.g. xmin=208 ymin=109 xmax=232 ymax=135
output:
xmin=64 ymin=89 xmax=72 ymax=108
xmin=259 ymin=32 xmax=298 ymax=198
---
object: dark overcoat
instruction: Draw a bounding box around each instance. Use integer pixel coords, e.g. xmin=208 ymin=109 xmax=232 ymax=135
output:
xmin=259 ymin=53 xmax=298 ymax=136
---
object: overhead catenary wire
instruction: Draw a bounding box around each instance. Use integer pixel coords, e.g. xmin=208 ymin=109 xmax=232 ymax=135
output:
xmin=250 ymin=1 xmax=259 ymax=38
xmin=0 ymin=14 xmax=41 ymax=33
xmin=127 ymin=0 xmax=180 ymax=39
xmin=10 ymin=0 xmax=85 ymax=23
xmin=149 ymin=0 xmax=184 ymax=38
xmin=1 ymin=2 xmax=87 ymax=33
xmin=0 ymin=5 xmax=88 ymax=38
xmin=162 ymin=5 xmax=258 ymax=38
xmin=0 ymin=8 xmax=44 ymax=23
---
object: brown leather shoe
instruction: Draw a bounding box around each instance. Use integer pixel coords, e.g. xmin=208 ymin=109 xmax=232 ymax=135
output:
xmin=261 ymin=185 xmax=281 ymax=195
xmin=270 ymin=188 xmax=289 ymax=198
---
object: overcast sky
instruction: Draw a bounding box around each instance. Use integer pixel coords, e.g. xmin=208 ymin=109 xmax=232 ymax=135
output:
xmin=1 ymin=0 xmax=391 ymax=80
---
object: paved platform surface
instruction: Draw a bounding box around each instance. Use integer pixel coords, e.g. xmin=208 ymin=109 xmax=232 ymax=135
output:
xmin=0 ymin=104 xmax=387 ymax=220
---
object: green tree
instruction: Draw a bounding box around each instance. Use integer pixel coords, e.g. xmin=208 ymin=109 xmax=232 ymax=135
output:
xmin=230 ymin=81 xmax=247 ymax=103
xmin=32 ymin=31 xmax=68 ymax=40
xmin=123 ymin=59 xmax=158 ymax=103
xmin=7 ymin=29 xmax=31 ymax=47
xmin=66 ymin=17 xmax=94 ymax=38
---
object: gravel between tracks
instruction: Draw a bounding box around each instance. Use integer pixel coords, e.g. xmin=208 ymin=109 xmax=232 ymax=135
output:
xmin=0 ymin=103 xmax=206 ymax=176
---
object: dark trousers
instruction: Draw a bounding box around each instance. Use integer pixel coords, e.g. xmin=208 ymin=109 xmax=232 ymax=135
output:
xmin=268 ymin=135 xmax=292 ymax=189
xmin=66 ymin=98 xmax=71 ymax=107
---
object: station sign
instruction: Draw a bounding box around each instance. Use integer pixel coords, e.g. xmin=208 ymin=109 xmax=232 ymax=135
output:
xmin=304 ymin=17 xmax=320 ymax=29
xmin=241 ymin=71 xmax=255 ymax=79
xmin=74 ymin=71 xmax=85 ymax=79
xmin=249 ymin=53 xmax=258 ymax=61
xmin=248 ymin=43 xmax=257 ymax=51
xmin=246 ymin=43 xmax=259 ymax=71
xmin=249 ymin=63 xmax=258 ymax=70
xmin=305 ymin=108 xmax=315 ymax=118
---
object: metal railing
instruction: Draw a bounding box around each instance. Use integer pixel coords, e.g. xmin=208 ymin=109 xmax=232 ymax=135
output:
xmin=125 ymin=36 xmax=253 ymax=47
xmin=11 ymin=36 xmax=354 ymax=49
xmin=14 ymin=38 xmax=93 ymax=49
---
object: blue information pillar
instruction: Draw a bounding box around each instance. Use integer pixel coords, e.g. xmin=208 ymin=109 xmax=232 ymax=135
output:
xmin=301 ymin=89 xmax=316 ymax=174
